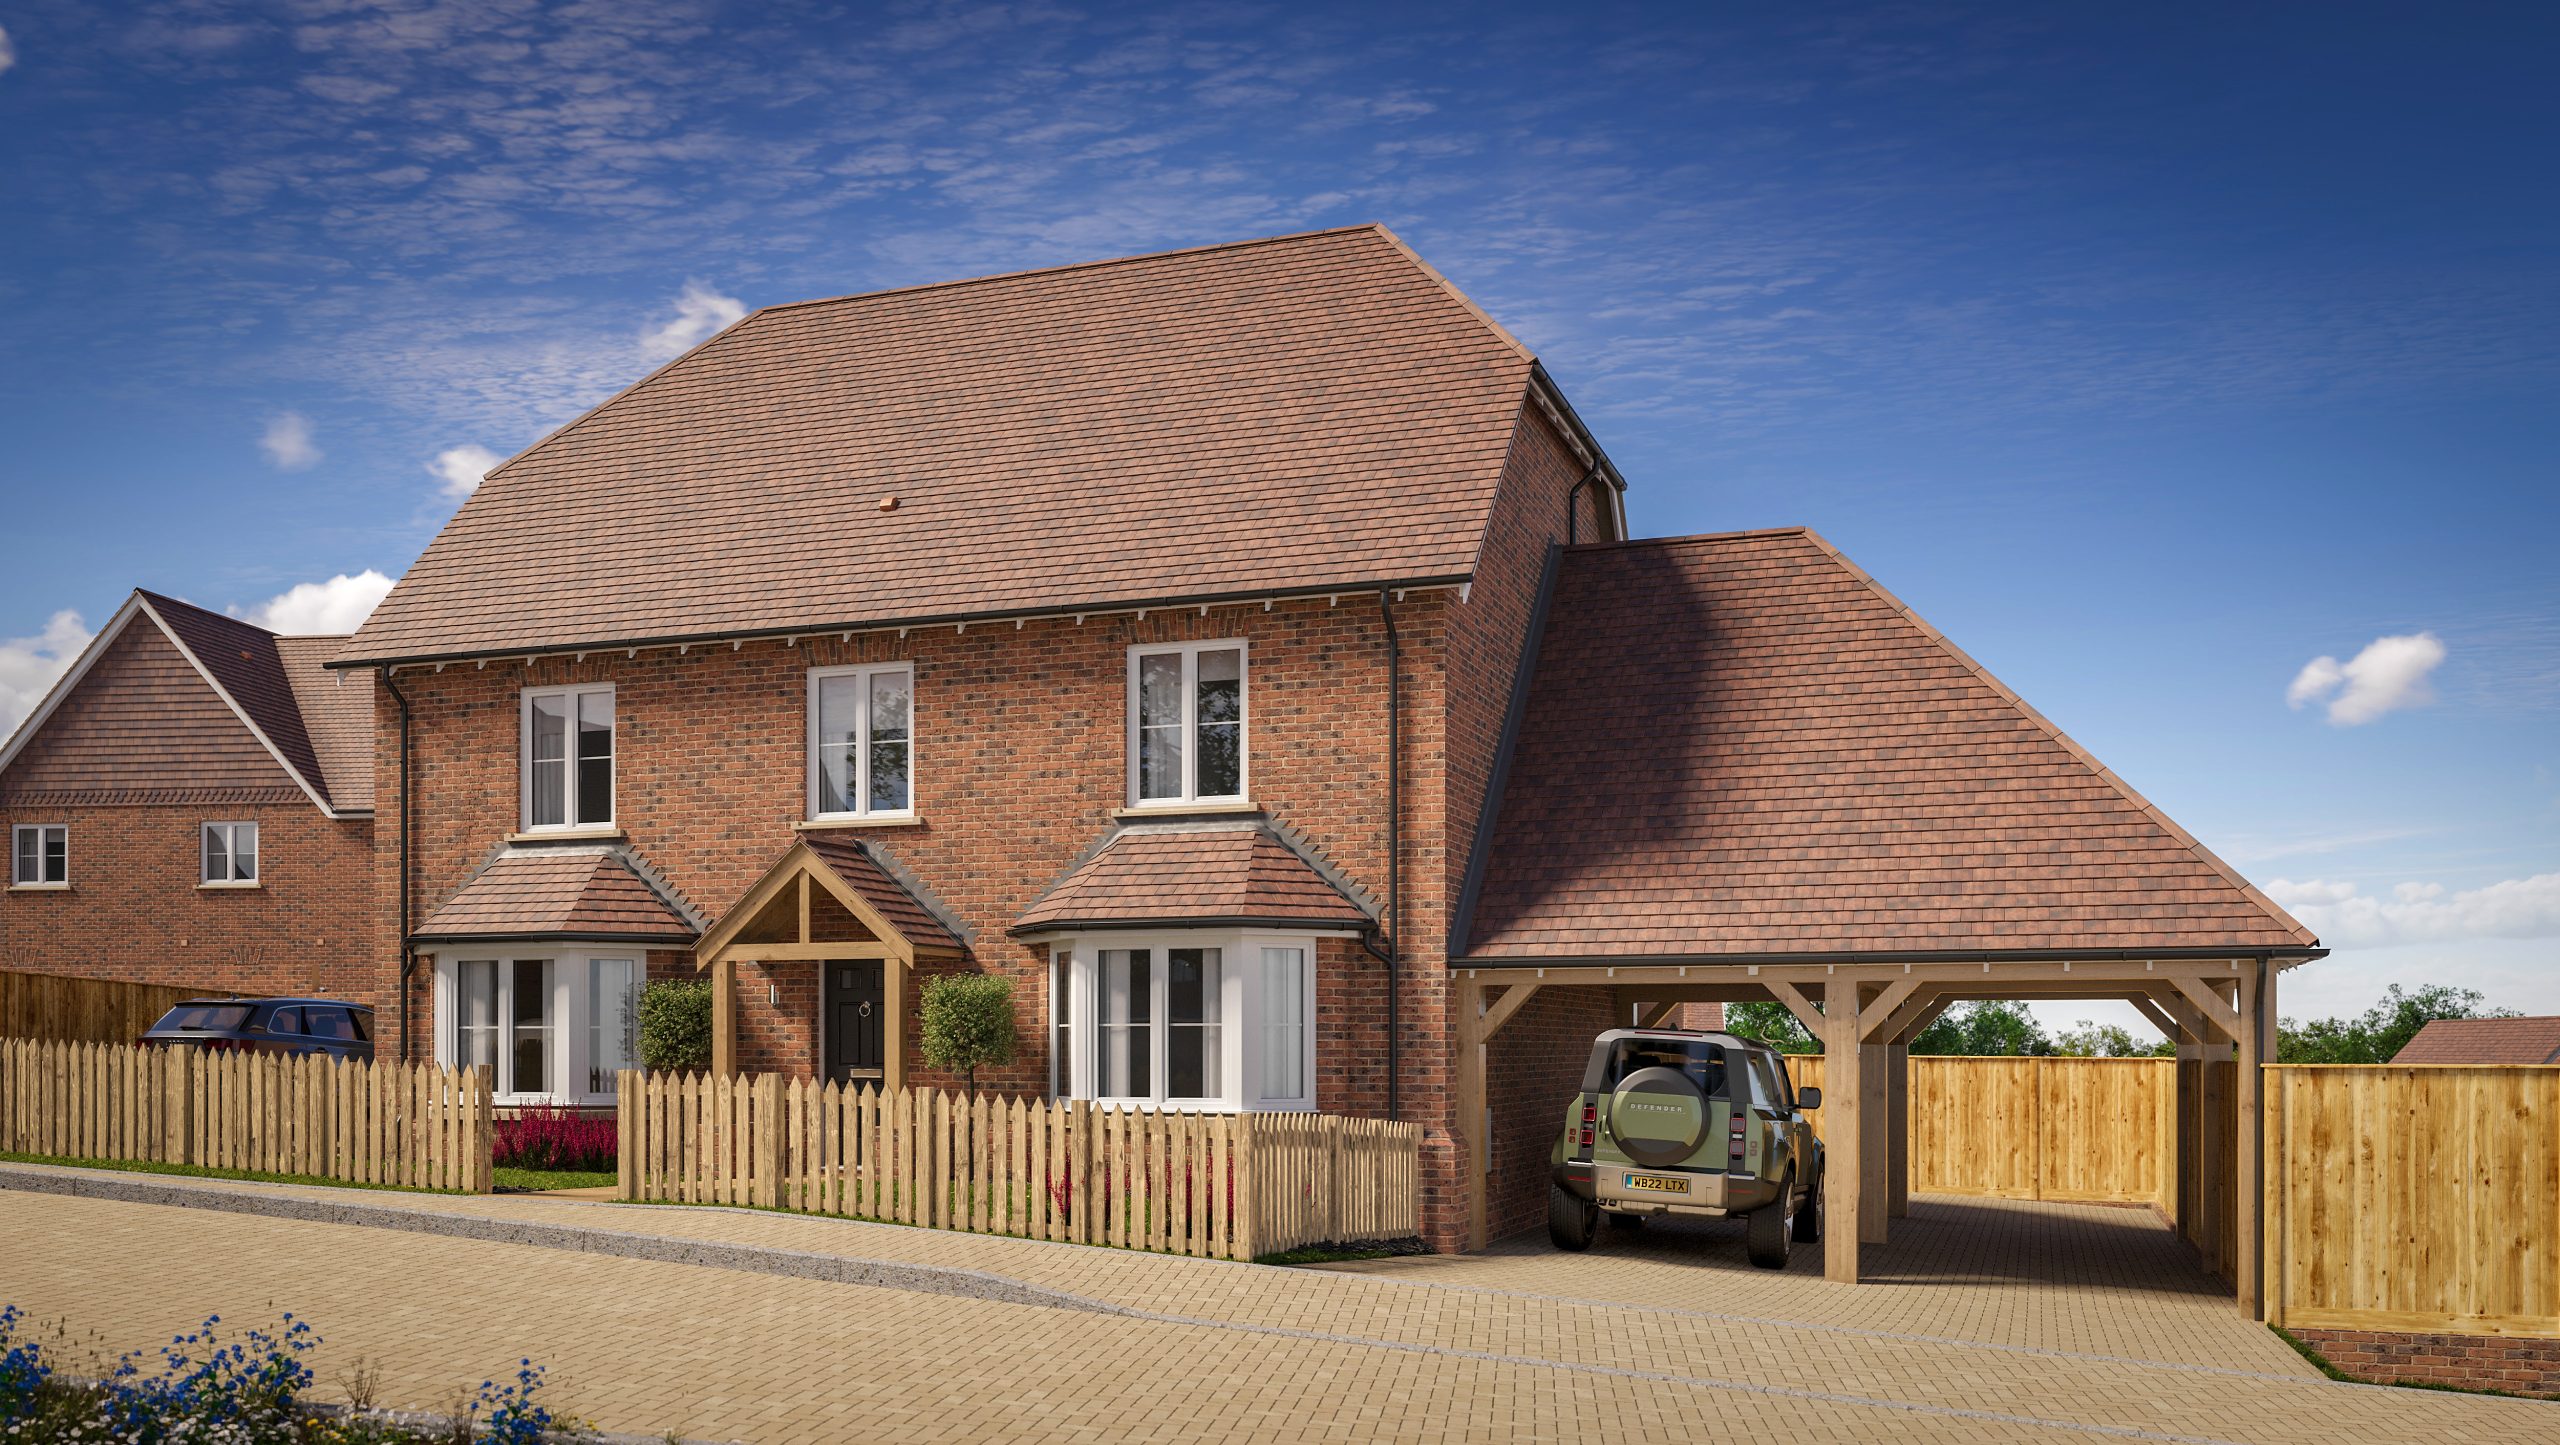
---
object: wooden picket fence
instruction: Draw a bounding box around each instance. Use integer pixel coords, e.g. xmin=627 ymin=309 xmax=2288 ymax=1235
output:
xmin=618 ymin=1072 xmax=1420 ymax=1261
xmin=0 ymin=1037 xmax=491 ymax=1192
xmin=1790 ymin=1054 xmax=2173 ymax=1206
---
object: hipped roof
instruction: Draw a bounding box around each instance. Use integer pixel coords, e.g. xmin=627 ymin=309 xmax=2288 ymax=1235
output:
xmin=1459 ymin=529 xmax=2319 ymax=962
xmin=415 ymin=845 xmax=701 ymax=944
xmin=1013 ymin=820 xmax=1374 ymax=934
xmin=343 ymin=225 xmax=1568 ymax=665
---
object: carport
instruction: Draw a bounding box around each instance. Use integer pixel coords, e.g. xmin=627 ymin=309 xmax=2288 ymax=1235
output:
xmin=1447 ymin=529 xmax=2325 ymax=1315
xmin=1451 ymin=951 xmax=2315 ymax=1312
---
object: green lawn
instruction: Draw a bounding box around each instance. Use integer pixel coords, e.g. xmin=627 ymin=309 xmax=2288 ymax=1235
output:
xmin=0 ymin=1149 xmax=464 ymax=1195
xmin=493 ymin=1166 xmax=619 ymax=1192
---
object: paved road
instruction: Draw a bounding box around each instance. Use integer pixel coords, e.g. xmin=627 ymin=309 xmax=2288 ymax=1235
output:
xmin=1 ymin=1170 xmax=2550 ymax=1443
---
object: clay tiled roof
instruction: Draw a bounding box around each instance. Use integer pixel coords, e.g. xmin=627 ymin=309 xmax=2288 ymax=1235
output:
xmin=344 ymin=225 xmax=1547 ymax=665
xmin=802 ymin=834 xmax=963 ymax=952
xmin=416 ymin=846 xmax=700 ymax=943
xmin=275 ymin=637 xmax=375 ymax=811
xmin=2392 ymin=1018 xmax=2560 ymax=1065
xmin=1459 ymin=529 xmax=2319 ymax=961
xmin=139 ymin=592 xmax=332 ymax=806
xmin=1012 ymin=821 xmax=1374 ymax=934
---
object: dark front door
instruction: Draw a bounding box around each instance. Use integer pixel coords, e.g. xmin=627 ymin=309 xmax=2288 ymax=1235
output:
xmin=824 ymin=960 xmax=885 ymax=1084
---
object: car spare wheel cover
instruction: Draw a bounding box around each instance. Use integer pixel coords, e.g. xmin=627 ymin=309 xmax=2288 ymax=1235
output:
xmin=1608 ymin=1065 xmax=1709 ymax=1167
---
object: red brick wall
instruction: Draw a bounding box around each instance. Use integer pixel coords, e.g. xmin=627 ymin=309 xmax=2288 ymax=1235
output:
xmin=0 ymin=802 xmax=377 ymax=1003
xmin=2291 ymin=1327 xmax=2560 ymax=1398
xmin=1484 ymin=984 xmax=1621 ymax=1240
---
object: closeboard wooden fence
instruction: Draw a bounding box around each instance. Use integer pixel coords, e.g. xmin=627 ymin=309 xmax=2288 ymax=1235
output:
xmin=1788 ymin=1054 xmax=2174 ymax=1207
xmin=0 ymin=1037 xmax=491 ymax=1192
xmin=0 ymin=970 xmax=234 ymax=1047
xmin=2264 ymin=1064 xmax=2560 ymax=1337
xmin=618 ymin=1072 xmax=1420 ymax=1261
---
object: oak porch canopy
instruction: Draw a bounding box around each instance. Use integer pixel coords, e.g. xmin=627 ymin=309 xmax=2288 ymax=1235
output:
xmin=694 ymin=834 xmax=965 ymax=1084
xmin=1450 ymin=529 xmax=2322 ymax=1308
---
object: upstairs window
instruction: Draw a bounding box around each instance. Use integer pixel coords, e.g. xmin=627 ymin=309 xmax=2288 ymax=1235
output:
xmin=11 ymin=825 xmax=66 ymax=886
xmin=201 ymin=821 xmax=259 ymax=884
xmin=1128 ymin=641 xmax=1246 ymax=805
xmin=808 ymin=664 xmax=914 ymax=818
xmin=523 ymin=684 xmax=614 ymax=829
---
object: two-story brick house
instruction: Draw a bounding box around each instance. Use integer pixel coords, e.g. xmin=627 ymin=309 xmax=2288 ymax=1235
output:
xmin=331 ymin=224 xmax=2317 ymax=1259
xmin=0 ymin=591 xmax=379 ymax=1003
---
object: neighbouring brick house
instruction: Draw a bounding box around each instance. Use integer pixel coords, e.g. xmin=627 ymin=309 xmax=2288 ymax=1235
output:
xmin=0 ymin=591 xmax=378 ymax=1005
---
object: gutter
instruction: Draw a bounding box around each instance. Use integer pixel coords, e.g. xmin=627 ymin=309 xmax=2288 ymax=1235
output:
xmin=327 ymin=572 xmax=1473 ymax=673
xmin=1451 ymin=945 xmax=2330 ymax=969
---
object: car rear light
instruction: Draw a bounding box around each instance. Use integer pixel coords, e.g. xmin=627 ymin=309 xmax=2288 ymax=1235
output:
xmin=1579 ymin=1127 xmax=1594 ymax=1148
xmin=1728 ymin=1110 xmax=1747 ymax=1163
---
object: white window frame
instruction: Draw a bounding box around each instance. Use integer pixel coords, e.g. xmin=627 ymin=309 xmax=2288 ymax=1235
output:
xmin=520 ymin=684 xmax=615 ymax=831
xmin=805 ymin=662 xmax=917 ymax=820
xmin=10 ymin=823 xmax=68 ymax=888
xmin=1125 ymin=640 xmax=1249 ymax=807
xmin=200 ymin=820 xmax=260 ymax=887
xmin=432 ymin=949 xmax=640 ymax=1105
xmin=1046 ymin=927 xmax=1321 ymax=1112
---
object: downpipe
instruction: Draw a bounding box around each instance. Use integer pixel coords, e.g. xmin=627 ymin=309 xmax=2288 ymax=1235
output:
xmin=383 ymin=669 xmax=416 ymax=1064
xmin=1367 ymin=588 xmax=1402 ymax=1121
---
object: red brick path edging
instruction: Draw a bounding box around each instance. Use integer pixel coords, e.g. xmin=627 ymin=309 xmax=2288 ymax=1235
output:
xmin=2290 ymin=1326 xmax=2560 ymax=1398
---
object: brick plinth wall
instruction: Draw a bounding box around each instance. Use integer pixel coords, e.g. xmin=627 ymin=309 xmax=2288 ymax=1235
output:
xmin=2291 ymin=1327 xmax=2560 ymax=1399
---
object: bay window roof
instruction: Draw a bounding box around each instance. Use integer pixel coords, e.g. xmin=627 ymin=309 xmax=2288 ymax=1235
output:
xmin=1012 ymin=819 xmax=1375 ymax=935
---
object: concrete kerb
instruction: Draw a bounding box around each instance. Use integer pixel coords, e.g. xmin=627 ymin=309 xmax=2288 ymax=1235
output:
xmin=0 ymin=1163 xmax=1128 ymax=1318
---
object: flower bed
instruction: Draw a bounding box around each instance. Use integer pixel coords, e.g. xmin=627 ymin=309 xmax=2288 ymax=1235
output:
xmin=492 ymin=1106 xmax=616 ymax=1174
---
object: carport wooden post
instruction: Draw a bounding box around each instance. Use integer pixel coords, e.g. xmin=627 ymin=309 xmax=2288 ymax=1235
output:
xmin=1886 ymin=1044 xmax=1910 ymax=1219
xmin=1859 ymin=1032 xmax=1889 ymax=1244
xmin=1823 ymin=977 xmax=1864 ymax=1283
xmin=2235 ymin=962 xmax=2274 ymax=1319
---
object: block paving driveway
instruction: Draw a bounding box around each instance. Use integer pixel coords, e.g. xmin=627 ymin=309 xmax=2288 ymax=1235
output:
xmin=2 ymin=1167 xmax=2551 ymax=1443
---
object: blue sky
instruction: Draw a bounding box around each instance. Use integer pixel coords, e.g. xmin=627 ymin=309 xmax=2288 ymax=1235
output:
xmin=0 ymin=2 xmax=2552 ymax=1031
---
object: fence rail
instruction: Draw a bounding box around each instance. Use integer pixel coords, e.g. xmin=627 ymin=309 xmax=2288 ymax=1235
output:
xmin=0 ymin=1036 xmax=491 ymax=1192
xmin=1788 ymin=1054 xmax=2173 ymax=1207
xmin=0 ymin=969 xmax=234 ymax=1047
xmin=618 ymin=1072 xmax=1420 ymax=1261
xmin=2265 ymin=1064 xmax=2560 ymax=1337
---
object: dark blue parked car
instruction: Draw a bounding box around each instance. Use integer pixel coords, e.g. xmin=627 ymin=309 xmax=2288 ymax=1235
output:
xmin=139 ymin=997 xmax=374 ymax=1063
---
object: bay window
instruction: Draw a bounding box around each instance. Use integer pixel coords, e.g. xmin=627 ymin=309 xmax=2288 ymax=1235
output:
xmin=435 ymin=950 xmax=639 ymax=1103
xmin=1047 ymin=930 xmax=1318 ymax=1111
xmin=808 ymin=663 xmax=914 ymax=818
xmin=522 ymin=684 xmax=614 ymax=830
xmin=1127 ymin=642 xmax=1246 ymax=805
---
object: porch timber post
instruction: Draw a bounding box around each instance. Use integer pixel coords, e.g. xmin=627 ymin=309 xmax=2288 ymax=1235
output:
xmin=2235 ymin=963 xmax=2269 ymax=1318
xmin=885 ymin=955 xmax=907 ymax=1093
xmin=1886 ymin=1043 xmax=1910 ymax=1219
xmin=1822 ymin=976 xmax=1863 ymax=1283
xmin=711 ymin=957 xmax=736 ymax=1079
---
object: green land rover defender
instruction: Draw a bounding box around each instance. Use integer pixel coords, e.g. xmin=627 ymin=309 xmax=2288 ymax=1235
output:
xmin=1548 ymin=1028 xmax=1824 ymax=1267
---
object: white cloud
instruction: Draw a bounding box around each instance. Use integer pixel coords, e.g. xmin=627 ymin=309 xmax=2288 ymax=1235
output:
xmin=2285 ymin=632 xmax=2445 ymax=725
xmin=240 ymin=571 xmax=396 ymax=635
xmin=260 ymin=411 xmax=321 ymax=470
xmin=0 ymin=24 xmax=17 ymax=76
xmin=640 ymin=282 xmax=746 ymax=360
xmin=427 ymin=444 xmax=503 ymax=500
xmin=2269 ymin=873 xmax=2560 ymax=949
xmin=0 ymin=610 xmax=92 ymax=738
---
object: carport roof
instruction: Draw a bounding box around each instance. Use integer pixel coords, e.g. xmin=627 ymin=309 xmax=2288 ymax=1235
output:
xmin=1456 ymin=528 xmax=2319 ymax=962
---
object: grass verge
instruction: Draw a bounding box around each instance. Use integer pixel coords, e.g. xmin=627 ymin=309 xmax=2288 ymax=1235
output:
xmin=493 ymin=1166 xmax=618 ymax=1192
xmin=0 ymin=1149 xmax=463 ymax=1195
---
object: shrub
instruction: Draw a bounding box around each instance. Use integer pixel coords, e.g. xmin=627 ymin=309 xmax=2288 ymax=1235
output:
xmin=638 ymin=978 xmax=714 ymax=1072
xmin=493 ymin=1105 xmax=617 ymax=1172
xmin=918 ymin=973 xmax=1016 ymax=1093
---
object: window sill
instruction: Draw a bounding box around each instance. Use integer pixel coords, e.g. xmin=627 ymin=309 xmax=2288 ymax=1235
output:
xmin=7 ymin=882 xmax=71 ymax=892
xmin=1111 ymin=800 xmax=1260 ymax=819
xmin=794 ymin=814 xmax=922 ymax=832
xmin=197 ymin=881 xmax=263 ymax=891
xmin=506 ymin=826 xmax=627 ymax=844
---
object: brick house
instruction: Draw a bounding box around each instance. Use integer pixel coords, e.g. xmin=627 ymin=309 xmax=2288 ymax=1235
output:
xmin=0 ymin=591 xmax=378 ymax=1004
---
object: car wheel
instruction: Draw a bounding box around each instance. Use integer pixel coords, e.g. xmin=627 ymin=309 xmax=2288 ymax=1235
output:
xmin=1548 ymin=1184 xmax=1600 ymax=1252
xmin=1746 ymin=1173 xmax=1793 ymax=1268
xmin=1793 ymin=1167 xmax=1822 ymax=1243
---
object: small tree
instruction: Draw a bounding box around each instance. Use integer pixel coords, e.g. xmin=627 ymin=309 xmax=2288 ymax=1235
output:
xmin=918 ymin=973 xmax=1017 ymax=1094
xmin=1722 ymin=1000 xmax=1817 ymax=1053
xmin=637 ymin=978 xmax=714 ymax=1073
